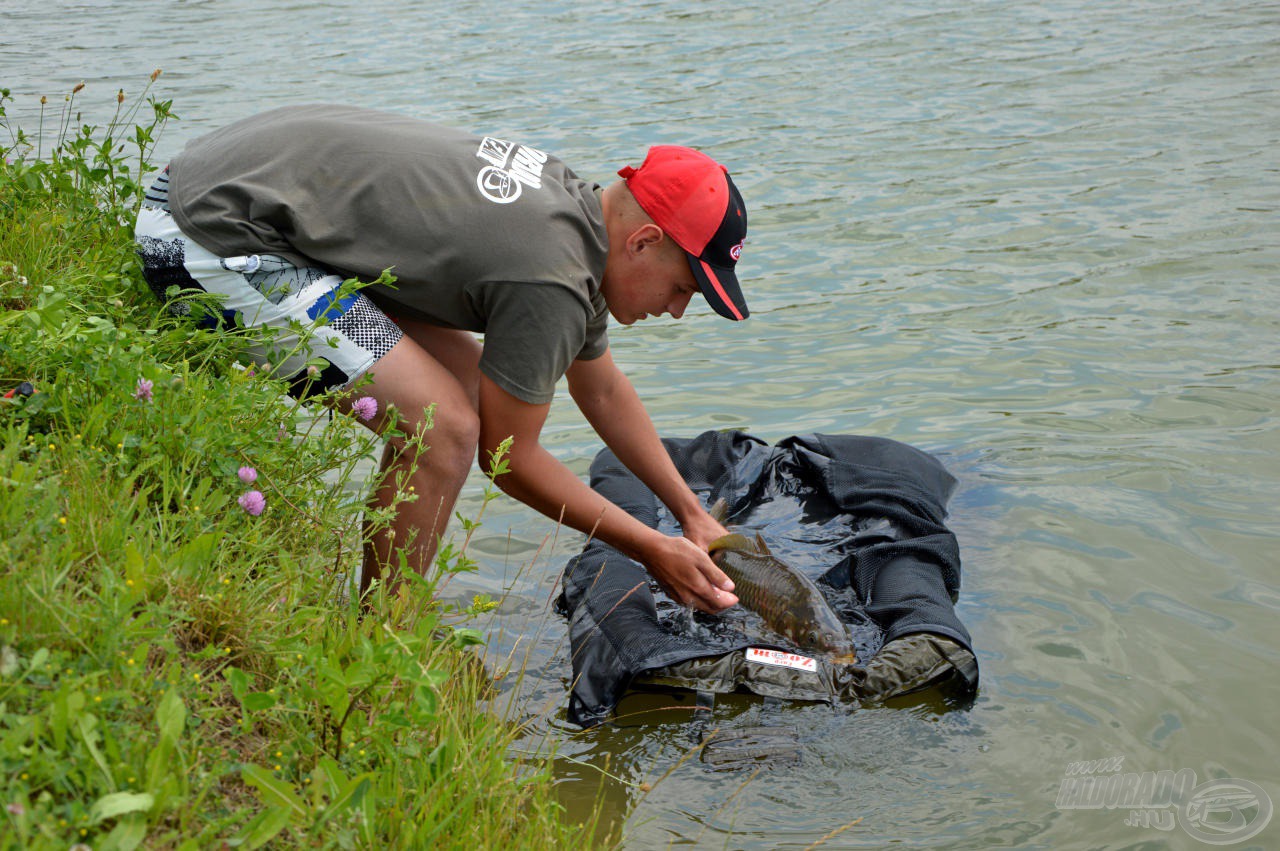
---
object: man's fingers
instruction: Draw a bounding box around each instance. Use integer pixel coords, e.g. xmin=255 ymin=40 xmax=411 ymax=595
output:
xmin=670 ymin=578 xmax=737 ymax=613
xmin=665 ymin=573 xmax=736 ymax=613
xmin=691 ymin=593 xmax=737 ymax=614
xmin=705 ymin=562 xmax=735 ymax=592
xmin=656 ymin=535 xmax=739 ymax=613
xmin=675 ymin=535 xmax=737 ymax=592
xmin=690 ymin=582 xmax=738 ymax=614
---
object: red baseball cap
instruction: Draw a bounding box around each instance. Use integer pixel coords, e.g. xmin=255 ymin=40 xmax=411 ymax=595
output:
xmin=617 ymin=145 xmax=749 ymax=321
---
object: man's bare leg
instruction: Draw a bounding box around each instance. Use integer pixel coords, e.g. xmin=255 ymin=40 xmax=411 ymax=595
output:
xmin=395 ymin=320 xmax=483 ymax=410
xmin=333 ymin=332 xmax=480 ymax=597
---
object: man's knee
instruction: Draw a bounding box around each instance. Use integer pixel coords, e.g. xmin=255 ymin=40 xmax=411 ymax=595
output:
xmin=395 ymin=402 xmax=479 ymax=468
xmin=435 ymin=404 xmax=481 ymax=459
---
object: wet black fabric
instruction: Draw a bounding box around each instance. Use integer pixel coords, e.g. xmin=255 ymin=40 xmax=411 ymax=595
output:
xmin=557 ymin=430 xmax=976 ymax=727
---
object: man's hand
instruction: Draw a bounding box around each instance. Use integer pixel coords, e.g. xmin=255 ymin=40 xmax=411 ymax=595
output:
xmin=676 ymin=504 xmax=731 ymax=552
xmin=641 ymin=533 xmax=738 ymax=614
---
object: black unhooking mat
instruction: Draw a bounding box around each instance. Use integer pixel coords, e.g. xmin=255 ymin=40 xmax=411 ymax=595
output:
xmin=556 ymin=430 xmax=979 ymax=727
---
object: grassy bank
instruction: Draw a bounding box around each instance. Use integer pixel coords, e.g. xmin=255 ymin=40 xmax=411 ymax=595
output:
xmin=0 ymin=81 xmax=595 ymax=849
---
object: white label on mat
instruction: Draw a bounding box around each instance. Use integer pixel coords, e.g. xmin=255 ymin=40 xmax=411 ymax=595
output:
xmin=746 ymin=647 xmax=816 ymax=672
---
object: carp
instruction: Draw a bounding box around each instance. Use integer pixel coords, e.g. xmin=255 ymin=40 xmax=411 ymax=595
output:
xmin=707 ymin=501 xmax=857 ymax=664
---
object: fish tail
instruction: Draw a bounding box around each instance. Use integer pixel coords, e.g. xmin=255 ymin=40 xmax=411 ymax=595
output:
xmin=708 ymin=498 xmax=730 ymax=524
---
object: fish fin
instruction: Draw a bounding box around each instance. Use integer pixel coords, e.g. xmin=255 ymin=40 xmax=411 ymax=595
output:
xmin=708 ymin=498 xmax=729 ymax=524
xmin=753 ymin=533 xmax=773 ymax=555
xmin=709 ymin=533 xmax=753 ymax=554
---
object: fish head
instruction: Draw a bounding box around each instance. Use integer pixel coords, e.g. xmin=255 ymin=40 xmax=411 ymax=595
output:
xmin=798 ymin=601 xmax=858 ymax=662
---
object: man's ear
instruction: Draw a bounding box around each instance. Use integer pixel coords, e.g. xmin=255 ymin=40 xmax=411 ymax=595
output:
xmin=627 ymin=223 xmax=666 ymax=256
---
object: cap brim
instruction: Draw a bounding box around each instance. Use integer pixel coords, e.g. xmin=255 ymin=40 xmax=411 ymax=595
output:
xmin=688 ymin=254 xmax=749 ymax=321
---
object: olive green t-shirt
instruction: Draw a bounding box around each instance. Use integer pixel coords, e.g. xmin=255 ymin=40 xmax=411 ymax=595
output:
xmin=168 ymin=104 xmax=610 ymax=404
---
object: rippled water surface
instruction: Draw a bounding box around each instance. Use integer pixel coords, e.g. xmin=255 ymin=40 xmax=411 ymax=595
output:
xmin=5 ymin=1 xmax=1278 ymax=846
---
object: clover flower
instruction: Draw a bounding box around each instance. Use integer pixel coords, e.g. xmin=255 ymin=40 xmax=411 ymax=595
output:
xmin=237 ymin=466 xmax=258 ymax=485
xmin=134 ymin=377 xmax=154 ymax=402
xmin=351 ymin=396 xmax=378 ymax=422
xmin=238 ymin=490 xmax=265 ymax=516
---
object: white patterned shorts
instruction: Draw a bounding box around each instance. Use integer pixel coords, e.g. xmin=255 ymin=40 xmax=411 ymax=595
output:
xmin=133 ymin=168 xmax=403 ymax=400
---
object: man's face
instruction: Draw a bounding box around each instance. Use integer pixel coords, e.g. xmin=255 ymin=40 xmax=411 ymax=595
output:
xmin=602 ymin=227 xmax=700 ymax=325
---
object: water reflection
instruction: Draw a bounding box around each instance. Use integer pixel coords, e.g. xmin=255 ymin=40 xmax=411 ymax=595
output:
xmin=5 ymin=0 xmax=1278 ymax=846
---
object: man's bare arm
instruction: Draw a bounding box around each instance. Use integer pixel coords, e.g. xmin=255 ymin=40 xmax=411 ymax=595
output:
xmin=565 ymin=350 xmax=731 ymax=552
xmin=476 ymin=370 xmax=736 ymax=613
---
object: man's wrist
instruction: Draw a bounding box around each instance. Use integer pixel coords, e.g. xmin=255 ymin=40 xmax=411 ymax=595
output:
xmin=666 ymin=491 xmax=706 ymax=527
xmin=621 ymin=525 xmax=670 ymax=565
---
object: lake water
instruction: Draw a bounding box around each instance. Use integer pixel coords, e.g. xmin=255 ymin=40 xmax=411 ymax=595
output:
xmin=5 ymin=1 xmax=1278 ymax=846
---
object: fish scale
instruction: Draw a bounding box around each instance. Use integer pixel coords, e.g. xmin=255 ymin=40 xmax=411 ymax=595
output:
xmin=716 ymin=536 xmax=818 ymax=612
xmin=707 ymin=502 xmax=857 ymax=663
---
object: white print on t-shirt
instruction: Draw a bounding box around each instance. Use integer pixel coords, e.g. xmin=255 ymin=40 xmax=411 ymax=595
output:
xmin=475 ymin=137 xmax=549 ymax=204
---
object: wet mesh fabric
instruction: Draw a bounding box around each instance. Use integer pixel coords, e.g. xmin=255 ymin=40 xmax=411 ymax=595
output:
xmin=556 ymin=430 xmax=977 ymax=726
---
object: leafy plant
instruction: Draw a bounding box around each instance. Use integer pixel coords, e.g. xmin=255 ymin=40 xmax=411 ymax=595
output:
xmin=1 ymin=80 xmax=597 ymax=850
